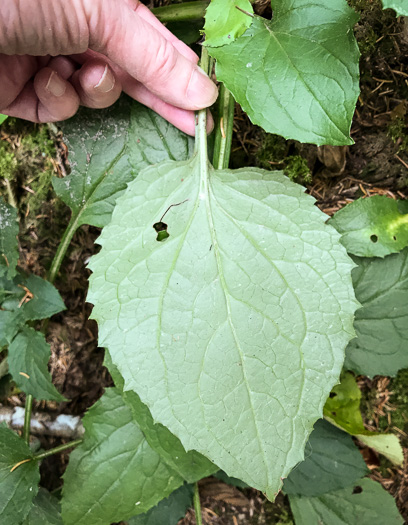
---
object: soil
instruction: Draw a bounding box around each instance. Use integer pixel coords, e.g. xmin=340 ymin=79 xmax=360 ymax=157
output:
xmin=0 ymin=0 xmax=408 ymax=523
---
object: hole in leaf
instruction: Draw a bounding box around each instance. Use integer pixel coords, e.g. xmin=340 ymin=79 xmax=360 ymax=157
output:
xmin=352 ymin=485 xmax=363 ymax=494
xmin=153 ymin=222 xmax=169 ymax=242
xmin=370 ymin=234 xmax=378 ymax=243
xmin=329 ymin=392 xmax=337 ymax=398
xmin=393 ymin=235 xmax=397 ymax=241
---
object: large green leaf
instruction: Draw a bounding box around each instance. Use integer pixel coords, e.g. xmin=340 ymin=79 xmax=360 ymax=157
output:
xmin=324 ymin=372 xmax=404 ymax=465
xmin=104 ymin=350 xmax=217 ymax=482
xmin=283 ymin=419 xmax=367 ymax=497
xmin=345 ymin=249 xmax=408 ymax=377
xmin=8 ymin=327 xmax=66 ymax=401
xmin=128 ymin=484 xmax=194 ymax=525
xmin=0 ymin=197 xmax=19 ymax=279
xmin=22 ymin=488 xmax=62 ymax=525
xmin=330 ymin=196 xmax=408 ymax=257
xmin=382 ymin=0 xmax=408 ymax=16
xmin=88 ymin=152 xmax=357 ymax=498
xmin=0 ymin=425 xmax=40 ymax=524
xmin=203 ymin=0 xmax=254 ymax=47
xmin=288 ymin=478 xmax=403 ymax=525
xmin=61 ymin=388 xmax=184 ymax=525
xmin=208 ymin=0 xmax=360 ymax=145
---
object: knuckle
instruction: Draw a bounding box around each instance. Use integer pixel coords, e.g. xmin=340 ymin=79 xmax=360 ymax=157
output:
xmin=143 ymin=38 xmax=177 ymax=87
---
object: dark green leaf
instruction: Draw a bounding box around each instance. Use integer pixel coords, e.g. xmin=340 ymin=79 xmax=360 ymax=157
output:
xmin=214 ymin=471 xmax=249 ymax=489
xmin=289 ymin=478 xmax=403 ymax=525
xmin=104 ymin=350 xmax=217 ymax=483
xmin=61 ymin=388 xmax=184 ymax=525
xmin=0 ymin=425 xmax=40 ymax=524
xmin=283 ymin=419 xmax=368 ymax=497
xmin=8 ymin=326 xmax=66 ymax=401
xmin=22 ymin=488 xmax=62 ymax=525
xmin=55 ymin=98 xmax=132 ymax=229
xmin=330 ymin=196 xmax=408 ymax=257
xmin=128 ymin=484 xmax=193 ymax=525
xmin=0 ymin=197 xmax=19 ymax=279
xmin=203 ymin=0 xmax=253 ymax=47
xmin=0 ymin=310 xmax=23 ymax=347
xmin=208 ymin=0 xmax=360 ymax=145
xmin=345 ymin=248 xmax=408 ymax=377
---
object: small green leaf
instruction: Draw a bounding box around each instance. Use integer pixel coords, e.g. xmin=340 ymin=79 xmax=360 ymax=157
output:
xmin=128 ymin=484 xmax=194 ymax=525
xmin=8 ymin=327 xmax=66 ymax=401
xmin=88 ymin=153 xmax=357 ymax=498
xmin=289 ymin=478 xmax=403 ymax=525
xmin=0 ymin=425 xmax=40 ymax=525
xmin=61 ymin=388 xmax=184 ymax=525
xmin=104 ymin=350 xmax=217 ymax=483
xmin=0 ymin=310 xmax=23 ymax=347
xmin=324 ymin=372 xmax=404 ymax=465
xmin=382 ymin=0 xmax=408 ymax=16
xmin=20 ymin=275 xmax=66 ymax=321
xmin=204 ymin=0 xmax=254 ymax=47
xmin=330 ymin=196 xmax=408 ymax=257
xmin=0 ymin=114 xmax=8 ymax=125
xmin=283 ymin=419 xmax=368 ymax=497
xmin=208 ymin=0 xmax=360 ymax=145
xmin=345 ymin=249 xmax=408 ymax=377
xmin=22 ymin=488 xmax=62 ymax=525
xmin=0 ymin=197 xmax=19 ymax=279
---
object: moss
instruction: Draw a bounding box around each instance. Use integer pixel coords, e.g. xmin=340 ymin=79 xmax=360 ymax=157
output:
xmin=284 ymin=155 xmax=312 ymax=184
xmin=388 ymin=117 xmax=408 ymax=153
xmin=0 ymin=140 xmax=17 ymax=178
xmin=256 ymin=133 xmax=287 ymax=170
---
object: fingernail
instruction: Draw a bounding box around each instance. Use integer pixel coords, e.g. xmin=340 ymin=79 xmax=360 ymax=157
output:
xmin=46 ymin=71 xmax=66 ymax=97
xmin=94 ymin=65 xmax=115 ymax=93
xmin=187 ymin=67 xmax=218 ymax=108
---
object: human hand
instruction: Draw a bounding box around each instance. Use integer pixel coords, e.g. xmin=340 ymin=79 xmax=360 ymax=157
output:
xmin=0 ymin=0 xmax=218 ymax=135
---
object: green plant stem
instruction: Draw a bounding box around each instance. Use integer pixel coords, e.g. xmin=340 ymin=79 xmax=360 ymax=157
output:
xmin=48 ymin=215 xmax=78 ymax=284
xmin=32 ymin=439 xmax=82 ymax=461
xmin=212 ymin=84 xmax=235 ymax=169
xmin=23 ymin=395 xmax=33 ymax=444
xmin=193 ymin=482 xmax=203 ymax=525
xmin=196 ymin=48 xmax=211 ymax=164
xmin=152 ymin=1 xmax=209 ymax=22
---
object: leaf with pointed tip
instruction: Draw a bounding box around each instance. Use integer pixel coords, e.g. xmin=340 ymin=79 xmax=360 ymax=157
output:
xmin=104 ymin=350 xmax=216 ymax=483
xmin=128 ymin=484 xmax=194 ymax=525
xmin=0 ymin=425 xmax=40 ymax=525
xmin=0 ymin=197 xmax=19 ymax=279
xmin=382 ymin=0 xmax=408 ymax=16
xmin=288 ymin=478 xmax=403 ymax=525
xmin=88 ymin=152 xmax=357 ymax=499
xmin=345 ymin=249 xmax=408 ymax=377
xmin=61 ymin=388 xmax=184 ymax=525
xmin=8 ymin=327 xmax=66 ymax=401
xmin=283 ymin=419 xmax=368 ymax=497
xmin=22 ymin=488 xmax=62 ymax=525
xmin=203 ymin=0 xmax=253 ymax=47
xmin=208 ymin=0 xmax=360 ymax=145
xmin=330 ymin=196 xmax=408 ymax=257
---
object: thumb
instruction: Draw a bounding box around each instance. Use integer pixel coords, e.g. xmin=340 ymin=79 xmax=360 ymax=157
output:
xmin=85 ymin=0 xmax=218 ymax=111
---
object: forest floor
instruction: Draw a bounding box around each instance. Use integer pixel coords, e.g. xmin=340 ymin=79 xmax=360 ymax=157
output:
xmin=0 ymin=0 xmax=408 ymax=523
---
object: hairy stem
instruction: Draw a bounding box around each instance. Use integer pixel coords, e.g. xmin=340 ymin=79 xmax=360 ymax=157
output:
xmin=212 ymin=84 xmax=235 ymax=169
xmin=23 ymin=395 xmax=33 ymax=444
xmin=48 ymin=215 xmax=78 ymax=284
xmin=152 ymin=1 xmax=209 ymax=22
xmin=194 ymin=482 xmax=203 ymax=525
xmin=32 ymin=439 xmax=83 ymax=461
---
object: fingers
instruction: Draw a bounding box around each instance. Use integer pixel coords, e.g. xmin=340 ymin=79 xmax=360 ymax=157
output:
xmin=86 ymin=0 xmax=218 ymax=111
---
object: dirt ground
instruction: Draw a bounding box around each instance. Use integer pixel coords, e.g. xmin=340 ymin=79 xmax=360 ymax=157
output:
xmin=0 ymin=0 xmax=408 ymax=523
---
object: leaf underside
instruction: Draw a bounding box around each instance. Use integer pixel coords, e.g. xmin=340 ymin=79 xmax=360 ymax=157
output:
xmin=345 ymin=248 xmax=408 ymax=377
xmin=207 ymin=0 xmax=360 ymax=146
xmin=88 ymin=153 xmax=357 ymax=498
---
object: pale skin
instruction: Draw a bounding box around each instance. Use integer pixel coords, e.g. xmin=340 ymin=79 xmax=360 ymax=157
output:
xmin=0 ymin=0 xmax=218 ymax=135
